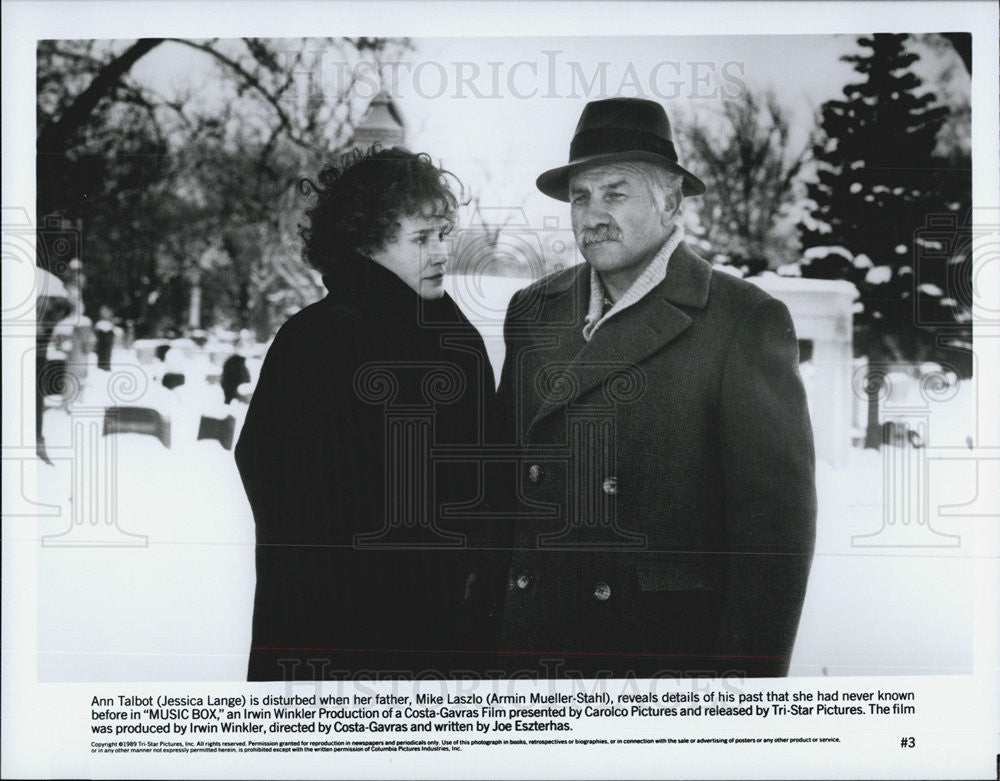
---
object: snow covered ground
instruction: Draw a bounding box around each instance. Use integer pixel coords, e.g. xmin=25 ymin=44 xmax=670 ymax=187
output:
xmin=31 ymin=276 xmax=982 ymax=681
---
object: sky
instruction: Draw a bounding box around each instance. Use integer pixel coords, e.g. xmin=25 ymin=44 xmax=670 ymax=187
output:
xmin=399 ymin=35 xmax=861 ymax=225
xmin=126 ymin=33 xmax=967 ymax=231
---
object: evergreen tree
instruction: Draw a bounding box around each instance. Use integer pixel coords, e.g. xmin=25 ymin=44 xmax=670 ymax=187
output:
xmin=800 ymin=34 xmax=969 ymax=366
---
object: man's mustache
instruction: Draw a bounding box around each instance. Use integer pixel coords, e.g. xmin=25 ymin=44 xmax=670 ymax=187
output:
xmin=580 ymin=224 xmax=623 ymax=246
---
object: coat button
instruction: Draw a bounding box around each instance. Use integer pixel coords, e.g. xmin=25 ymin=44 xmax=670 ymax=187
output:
xmin=602 ymin=477 xmax=618 ymax=495
xmin=515 ymin=572 xmax=533 ymax=590
xmin=528 ymin=464 xmax=544 ymax=484
xmin=593 ymin=582 xmax=611 ymax=601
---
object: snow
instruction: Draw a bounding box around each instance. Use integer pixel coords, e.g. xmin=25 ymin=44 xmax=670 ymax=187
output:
xmin=712 ymin=264 xmax=746 ymax=278
xmin=32 ymin=293 xmax=979 ymax=681
xmin=803 ymin=245 xmax=853 ymax=262
xmin=865 ymin=265 xmax=892 ymax=284
xmin=791 ymin=447 xmax=974 ymax=676
xmin=36 ymin=405 xmax=255 ymax=681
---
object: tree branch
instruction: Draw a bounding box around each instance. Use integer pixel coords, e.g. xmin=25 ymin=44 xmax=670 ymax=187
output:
xmin=165 ymin=38 xmax=310 ymax=149
xmin=38 ymin=38 xmax=165 ymax=155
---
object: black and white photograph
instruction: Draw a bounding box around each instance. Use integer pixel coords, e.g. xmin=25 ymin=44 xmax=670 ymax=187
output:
xmin=3 ymin=1 xmax=999 ymax=778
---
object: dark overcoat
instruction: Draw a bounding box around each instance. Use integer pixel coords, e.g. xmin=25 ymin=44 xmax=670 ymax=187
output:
xmin=495 ymin=242 xmax=816 ymax=678
xmin=235 ymin=255 xmax=497 ymax=680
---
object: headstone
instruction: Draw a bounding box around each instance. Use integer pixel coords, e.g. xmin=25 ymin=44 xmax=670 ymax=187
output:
xmin=197 ymin=415 xmax=236 ymax=450
xmin=94 ymin=320 xmax=115 ymax=370
xmin=103 ymin=407 xmax=171 ymax=448
xmin=750 ymin=275 xmax=859 ymax=469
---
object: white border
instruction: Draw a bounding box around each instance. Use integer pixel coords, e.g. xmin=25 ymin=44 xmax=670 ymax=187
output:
xmin=4 ymin=2 xmax=999 ymax=779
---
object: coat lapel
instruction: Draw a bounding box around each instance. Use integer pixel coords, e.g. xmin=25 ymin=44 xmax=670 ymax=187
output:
xmin=528 ymin=242 xmax=712 ymax=433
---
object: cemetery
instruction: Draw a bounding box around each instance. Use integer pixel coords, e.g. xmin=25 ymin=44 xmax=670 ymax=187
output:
xmin=33 ymin=266 xmax=977 ymax=681
xmin=22 ymin=30 xmax=980 ymax=684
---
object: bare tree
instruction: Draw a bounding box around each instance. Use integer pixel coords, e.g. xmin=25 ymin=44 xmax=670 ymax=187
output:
xmin=677 ymin=89 xmax=809 ymax=273
xmin=36 ymin=37 xmax=409 ymax=335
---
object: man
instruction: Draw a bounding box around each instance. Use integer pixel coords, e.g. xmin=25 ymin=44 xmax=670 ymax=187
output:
xmin=495 ymin=98 xmax=816 ymax=679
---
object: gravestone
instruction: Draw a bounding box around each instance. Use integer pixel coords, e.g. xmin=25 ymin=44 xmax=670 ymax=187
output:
xmin=197 ymin=414 xmax=236 ymax=450
xmin=103 ymin=407 xmax=171 ymax=448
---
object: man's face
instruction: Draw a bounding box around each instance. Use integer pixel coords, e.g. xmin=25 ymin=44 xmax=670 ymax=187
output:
xmin=568 ymin=164 xmax=676 ymax=279
xmin=369 ymin=210 xmax=451 ymax=299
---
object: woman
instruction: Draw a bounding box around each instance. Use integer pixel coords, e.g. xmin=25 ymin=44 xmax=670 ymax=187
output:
xmin=235 ymin=147 xmax=498 ymax=681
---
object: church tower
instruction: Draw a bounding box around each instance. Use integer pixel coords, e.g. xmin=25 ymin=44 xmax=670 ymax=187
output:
xmin=350 ymin=90 xmax=406 ymax=150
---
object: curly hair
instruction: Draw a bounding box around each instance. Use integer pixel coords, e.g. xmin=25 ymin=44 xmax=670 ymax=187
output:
xmin=299 ymin=145 xmax=461 ymax=276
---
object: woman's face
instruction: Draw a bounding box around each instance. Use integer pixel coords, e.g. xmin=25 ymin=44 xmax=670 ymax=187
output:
xmin=369 ymin=211 xmax=452 ymax=299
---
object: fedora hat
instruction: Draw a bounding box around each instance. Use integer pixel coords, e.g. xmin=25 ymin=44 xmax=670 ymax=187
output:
xmin=536 ymin=97 xmax=706 ymax=201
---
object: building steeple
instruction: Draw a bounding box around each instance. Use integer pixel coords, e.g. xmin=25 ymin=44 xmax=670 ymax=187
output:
xmin=350 ymin=90 xmax=406 ymax=150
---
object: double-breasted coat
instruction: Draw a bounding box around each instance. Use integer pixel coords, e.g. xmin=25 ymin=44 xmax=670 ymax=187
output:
xmin=235 ymin=255 xmax=497 ymax=680
xmin=494 ymin=242 xmax=817 ymax=678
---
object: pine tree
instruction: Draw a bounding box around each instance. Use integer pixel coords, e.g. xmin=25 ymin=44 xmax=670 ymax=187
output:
xmin=800 ymin=34 xmax=965 ymax=365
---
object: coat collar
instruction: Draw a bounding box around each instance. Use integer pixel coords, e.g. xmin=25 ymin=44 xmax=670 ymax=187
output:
xmin=537 ymin=240 xmax=711 ymax=309
xmin=526 ymin=241 xmax=713 ymax=433
xmin=322 ymin=251 xmax=413 ymax=296
xmin=321 ymin=251 xmax=472 ymax=329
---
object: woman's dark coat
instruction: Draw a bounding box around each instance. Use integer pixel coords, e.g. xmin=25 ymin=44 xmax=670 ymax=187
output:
xmin=235 ymin=255 xmax=496 ymax=680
